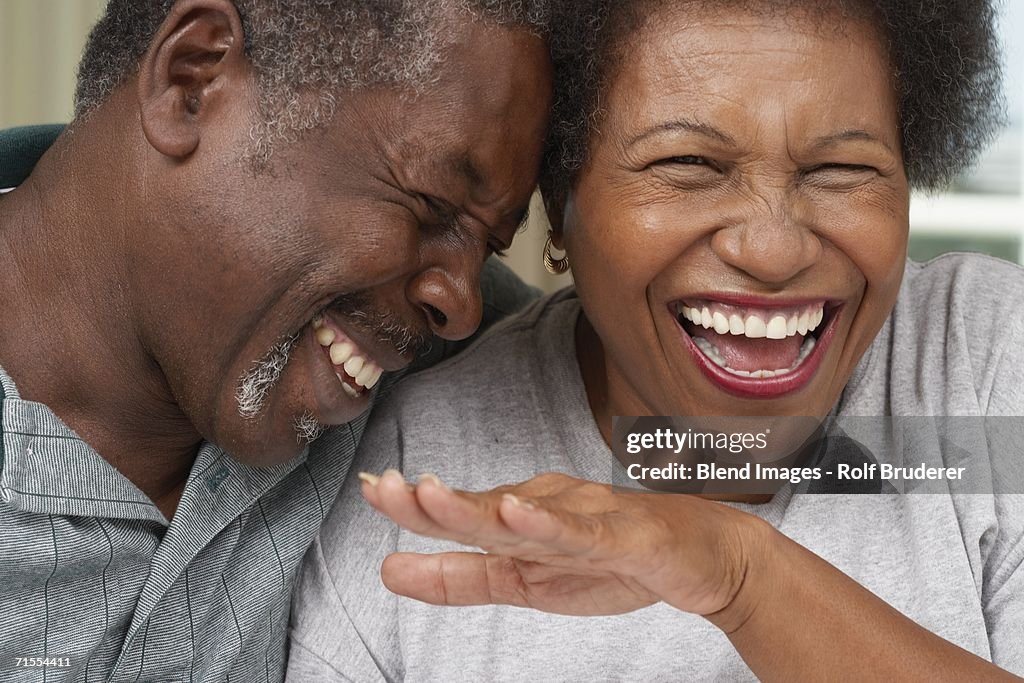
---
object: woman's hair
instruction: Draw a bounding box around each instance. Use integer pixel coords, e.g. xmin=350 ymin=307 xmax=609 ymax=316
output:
xmin=540 ymin=0 xmax=1004 ymax=202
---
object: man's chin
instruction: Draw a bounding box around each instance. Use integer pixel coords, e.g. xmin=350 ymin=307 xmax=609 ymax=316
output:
xmin=215 ymin=417 xmax=324 ymax=469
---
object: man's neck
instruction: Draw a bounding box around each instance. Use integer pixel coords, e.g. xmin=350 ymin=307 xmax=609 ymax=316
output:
xmin=0 ymin=124 xmax=202 ymax=516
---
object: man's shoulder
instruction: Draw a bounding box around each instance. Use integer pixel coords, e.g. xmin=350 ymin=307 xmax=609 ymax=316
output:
xmin=0 ymin=124 xmax=65 ymax=187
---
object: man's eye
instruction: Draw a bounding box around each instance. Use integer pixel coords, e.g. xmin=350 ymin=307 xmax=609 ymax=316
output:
xmin=487 ymin=241 xmax=509 ymax=258
xmin=420 ymin=194 xmax=456 ymax=224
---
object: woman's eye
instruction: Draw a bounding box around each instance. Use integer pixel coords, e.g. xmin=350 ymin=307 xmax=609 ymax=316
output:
xmin=809 ymin=163 xmax=877 ymax=175
xmin=661 ymin=155 xmax=713 ymax=167
xmin=803 ymin=163 xmax=878 ymax=188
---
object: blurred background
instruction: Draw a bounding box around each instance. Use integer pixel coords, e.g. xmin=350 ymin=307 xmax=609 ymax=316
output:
xmin=2 ymin=0 xmax=1022 ymax=292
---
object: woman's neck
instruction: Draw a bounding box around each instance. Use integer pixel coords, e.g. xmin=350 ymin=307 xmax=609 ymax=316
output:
xmin=574 ymin=313 xmax=771 ymax=504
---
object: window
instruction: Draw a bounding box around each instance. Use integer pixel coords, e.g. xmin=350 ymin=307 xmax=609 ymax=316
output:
xmin=908 ymin=3 xmax=1024 ymax=265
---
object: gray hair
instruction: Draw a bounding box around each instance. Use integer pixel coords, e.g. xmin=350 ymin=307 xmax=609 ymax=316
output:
xmin=75 ymin=0 xmax=551 ymax=162
xmin=235 ymin=332 xmax=299 ymax=419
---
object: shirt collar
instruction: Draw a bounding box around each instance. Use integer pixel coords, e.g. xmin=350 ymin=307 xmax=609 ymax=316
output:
xmin=0 ymin=362 xmax=313 ymax=527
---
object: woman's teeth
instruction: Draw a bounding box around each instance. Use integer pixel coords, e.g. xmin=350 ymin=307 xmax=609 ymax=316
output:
xmin=678 ymin=303 xmax=825 ymax=339
xmin=312 ymin=319 xmax=383 ymax=393
xmin=676 ymin=301 xmax=827 ymax=378
xmin=693 ymin=335 xmax=817 ymax=377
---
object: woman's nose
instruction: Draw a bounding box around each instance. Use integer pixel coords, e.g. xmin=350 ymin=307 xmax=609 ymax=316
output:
xmin=710 ymin=194 xmax=823 ymax=285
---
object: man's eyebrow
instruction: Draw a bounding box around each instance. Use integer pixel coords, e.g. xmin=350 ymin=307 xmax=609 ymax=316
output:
xmin=810 ymin=129 xmax=896 ymax=154
xmin=453 ymin=153 xmax=484 ymax=188
xmin=626 ymin=119 xmax=737 ymax=149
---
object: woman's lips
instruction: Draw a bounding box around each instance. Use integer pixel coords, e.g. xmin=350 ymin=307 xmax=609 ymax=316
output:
xmin=674 ymin=300 xmax=841 ymax=399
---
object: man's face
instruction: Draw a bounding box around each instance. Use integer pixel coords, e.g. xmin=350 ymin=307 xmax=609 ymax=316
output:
xmin=135 ymin=22 xmax=551 ymax=465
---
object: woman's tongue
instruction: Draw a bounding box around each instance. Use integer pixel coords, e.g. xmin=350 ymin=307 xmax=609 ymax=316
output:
xmin=693 ymin=328 xmax=803 ymax=371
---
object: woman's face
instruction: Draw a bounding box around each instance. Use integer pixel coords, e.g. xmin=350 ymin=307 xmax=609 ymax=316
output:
xmin=564 ymin=8 xmax=909 ymax=421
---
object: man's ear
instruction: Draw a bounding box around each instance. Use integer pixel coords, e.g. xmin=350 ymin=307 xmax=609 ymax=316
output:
xmin=138 ymin=0 xmax=246 ymax=159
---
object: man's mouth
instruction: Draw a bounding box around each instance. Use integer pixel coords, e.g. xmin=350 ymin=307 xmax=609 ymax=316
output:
xmin=312 ymin=315 xmax=384 ymax=399
xmin=674 ymin=298 xmax=840 ymax=398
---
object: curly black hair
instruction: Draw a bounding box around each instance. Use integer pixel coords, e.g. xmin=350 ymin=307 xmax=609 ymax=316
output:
xmin=540 ymin=0 xmax=1004 ymax=202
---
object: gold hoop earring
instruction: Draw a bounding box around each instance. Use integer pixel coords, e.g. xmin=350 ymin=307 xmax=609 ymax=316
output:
xmin=543 ymin=235 xmax=570 ymax=275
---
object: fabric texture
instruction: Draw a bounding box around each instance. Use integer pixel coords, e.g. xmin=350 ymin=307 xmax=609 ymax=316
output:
xmin=0 ymin=124 xmax=541 ymax=682
xmin=288 ymin=254 xmax=1024 ymax=682
xmin=0 ymin=124 xmax=65 ymax=187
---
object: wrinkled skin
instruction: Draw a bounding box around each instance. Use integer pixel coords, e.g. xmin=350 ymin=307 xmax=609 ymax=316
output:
xmin=0 ymin=0 xmax=552 ymax=516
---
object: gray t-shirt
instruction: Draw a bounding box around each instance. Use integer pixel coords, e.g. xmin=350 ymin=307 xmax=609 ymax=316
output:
xmin=287 ymin=254 xmax=1024 ymax=682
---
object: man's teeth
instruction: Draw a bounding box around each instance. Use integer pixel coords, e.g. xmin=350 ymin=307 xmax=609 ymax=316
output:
xmin=338 ymin=381 xmax=362 ymax=399
xmin=693 ymin=335 xmax=817 ymax=377
xmin=315 ymin=326 xmax=335 ymax=347
xmin=313 ymin=319 xmax=384 ymax=391
xmin=679 ymin=304 xmax=825 ymax=340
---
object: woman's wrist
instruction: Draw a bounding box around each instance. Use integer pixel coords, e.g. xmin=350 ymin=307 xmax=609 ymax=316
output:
xmin=701 ymin=510 xmax=779 ymax=635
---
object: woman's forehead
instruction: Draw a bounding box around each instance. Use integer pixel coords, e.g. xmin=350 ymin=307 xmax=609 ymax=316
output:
xmin=600 ymin=9 xmax=899 ymax=150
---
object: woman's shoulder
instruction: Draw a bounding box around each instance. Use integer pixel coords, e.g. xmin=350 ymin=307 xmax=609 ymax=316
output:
xmin=376 ymin=287 xmax=582 ymax=420
xmin=346 ymin=286 xmax=587 ymax=493
xmin=843 ymin=254 xmax=1024 ymax=416
xmin=898 ymin=254 xmax=1024 ymax=382
xmin=903 ymin=252 xmax=1024 ymax=308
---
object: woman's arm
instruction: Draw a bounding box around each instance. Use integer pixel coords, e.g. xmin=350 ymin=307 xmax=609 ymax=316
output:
xmin=711 ymin=517 xmax=1018 ymax=682
xmin=362 ymin=470 xmax=1023 ymax=682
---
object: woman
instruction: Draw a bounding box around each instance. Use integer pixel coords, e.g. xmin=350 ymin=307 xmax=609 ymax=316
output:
xmin=288 ymin=0 xmax=1023 ymax=680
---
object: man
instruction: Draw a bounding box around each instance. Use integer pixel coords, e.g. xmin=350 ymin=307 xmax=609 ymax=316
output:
xmin=0 ymin=0 xmax=552 ymax=680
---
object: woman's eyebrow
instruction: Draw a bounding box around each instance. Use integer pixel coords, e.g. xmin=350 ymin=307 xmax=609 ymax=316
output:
xmin=625 ymin=119 xmax=737 ymax=149
xmin=810 ymin=129 xmax=897 ymax=155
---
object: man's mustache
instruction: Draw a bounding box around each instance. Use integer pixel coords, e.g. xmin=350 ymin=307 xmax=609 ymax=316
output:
xmin=234 ymin=293 xmax=433 ymax=424
xmin=325 ymin=291 xmax=432 ymax=359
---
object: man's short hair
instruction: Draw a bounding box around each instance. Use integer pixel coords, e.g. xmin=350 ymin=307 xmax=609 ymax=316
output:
xmin=75 ymin=0 xmax=551 ymax=161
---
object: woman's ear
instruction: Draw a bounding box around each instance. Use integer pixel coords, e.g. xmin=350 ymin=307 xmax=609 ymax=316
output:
xmin=137 ymin=0 xmax=246 ymax=158
xmin=542 ymin=188 xmax=568 ymax=249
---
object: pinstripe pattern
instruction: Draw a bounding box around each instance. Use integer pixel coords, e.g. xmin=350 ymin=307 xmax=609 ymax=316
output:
xmin=0 ymin=367 xmax=377 ymax=683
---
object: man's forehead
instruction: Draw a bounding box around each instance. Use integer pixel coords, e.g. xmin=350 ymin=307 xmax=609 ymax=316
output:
xmin=427 ymin=150 xmax=531 ymax=223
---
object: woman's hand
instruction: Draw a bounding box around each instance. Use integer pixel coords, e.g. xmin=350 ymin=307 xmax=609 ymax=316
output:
xmin=362 ymin=470 xmax=1023 ymax=681
xmin=359 ymin=470 xmax=765 ymax=623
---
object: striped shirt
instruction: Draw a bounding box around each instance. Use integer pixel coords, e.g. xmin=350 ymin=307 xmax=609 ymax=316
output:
xmin=0 ymin=363 xmax=381 ymax=682
xmin=0 ymin=259 xmax=537 ymax=682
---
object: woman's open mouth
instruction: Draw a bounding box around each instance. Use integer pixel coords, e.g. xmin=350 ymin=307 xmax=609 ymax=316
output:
xmin=673 ymin=298 xmax=842 ymax=399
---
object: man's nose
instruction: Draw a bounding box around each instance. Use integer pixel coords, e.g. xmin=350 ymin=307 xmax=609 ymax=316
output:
xmin=406 ymin=247 xmax=485 ymax=341
xmin=710 ymin=191 xmax=822 ymax=285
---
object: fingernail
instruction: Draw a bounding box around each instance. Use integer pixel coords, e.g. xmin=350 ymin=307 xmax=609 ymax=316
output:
xmin=358 ymin=472 xmax=381 ymax=487
xmin=417 ymin=473 xmax=448 ymax=490
xmin=502 ymin=493 xmax=536 ymax=510
xmin=382 ymin=469 xmax=414 ymax=491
